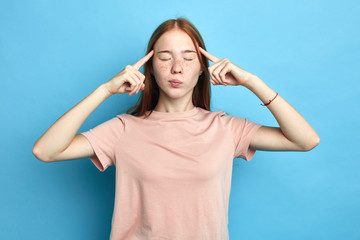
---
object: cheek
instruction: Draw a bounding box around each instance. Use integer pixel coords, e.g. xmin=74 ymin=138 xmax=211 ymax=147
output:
xmin=180 ymin=59 xmax=199 ymax=71
xmin=159 ymin=64 xmax=169 ymax=72
xmin=185 ymin=61 xmax=201 ymax=74
xmin=154 ymin=62 xmax=170 ymax=75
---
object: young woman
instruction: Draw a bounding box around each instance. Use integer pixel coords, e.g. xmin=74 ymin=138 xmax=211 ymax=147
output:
xmin=33 ymin=18 xmax=319 ymax=240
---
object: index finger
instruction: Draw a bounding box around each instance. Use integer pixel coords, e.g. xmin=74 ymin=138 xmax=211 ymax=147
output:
xmin=133 ymin=50 xmax=154 ymax=70
xmin=198 ymin=47 xmax=220 ymax=63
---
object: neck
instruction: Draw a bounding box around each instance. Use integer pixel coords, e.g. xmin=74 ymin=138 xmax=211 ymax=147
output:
xmin=154 ymin=93 xmax=195 ymax=113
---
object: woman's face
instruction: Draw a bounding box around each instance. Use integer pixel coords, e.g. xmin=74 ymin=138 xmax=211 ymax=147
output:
xmin=152 ymin=29 xmax=203 ymax=100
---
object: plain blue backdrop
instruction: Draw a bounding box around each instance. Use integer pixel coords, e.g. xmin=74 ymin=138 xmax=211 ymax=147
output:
xmin=1 ymin=0 xmax=359 ymax=239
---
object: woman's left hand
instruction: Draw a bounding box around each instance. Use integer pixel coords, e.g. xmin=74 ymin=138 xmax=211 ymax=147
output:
xmin=199 ymin=47 xmax=258 ymax=87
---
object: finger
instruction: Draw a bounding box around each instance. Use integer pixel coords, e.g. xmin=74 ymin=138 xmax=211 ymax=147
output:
xmin=210 ymin=71 xmax=221 ymax=85
xmin=132 ymin=50 xmax=154 ymax=70
xmin=208 ymin=60 xmax=222 ymax=73
xmin=209 ymin=62 xmax=222 ymax=84
xmin=213 ymin=61 xmax=228 ymax=85
xmin=198 ymin=47 xmax=220 ymax=63
xmin=133 ymin=70 xmax=146 ymax=84
xmin=219 ymin=63 xmax=232 ymax=85
xmin=132 ymin=71 xmax=145 ymax=94
xmin=211 ymin=61 xmax=224 ymax=84
xmin=210 ymin=78 xmax=217 ymax=85
xmin=135 ymin=76 xmax=143 ymax=94
xmin=126 ymin=75 xmax=138 ymax=95
xmin=128 ymin=72 xmax=140 ymax=95
xmin=128 ymin=73 xmax=141 ymax=96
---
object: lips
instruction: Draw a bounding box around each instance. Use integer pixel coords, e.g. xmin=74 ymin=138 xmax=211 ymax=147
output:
xmin=169 ymin=79 xmax=183 ymax=83
xmin=169 ymin=79 xmax=183 ymax=87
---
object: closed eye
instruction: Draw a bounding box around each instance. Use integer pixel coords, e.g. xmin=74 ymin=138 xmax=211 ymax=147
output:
xmin=184 ymin=53 xmax=196 ymax=61
xmin=158 ymin=52 xmax=171 ymax=61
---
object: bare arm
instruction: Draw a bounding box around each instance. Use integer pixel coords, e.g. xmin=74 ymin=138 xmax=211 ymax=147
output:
xmin=244 ymin=77 xmax=320 ymax=151
xmin=199 ymin=47 xmax=320 ymax=151
xmin=32 ymin=84 xmax=111 ymax=162
xmin=33 ymin=50 xmax=154 ymax=162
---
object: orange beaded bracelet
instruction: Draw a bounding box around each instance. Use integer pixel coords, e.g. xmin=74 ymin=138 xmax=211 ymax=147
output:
xmin=261 ymin=93 xmax=278 ymax=106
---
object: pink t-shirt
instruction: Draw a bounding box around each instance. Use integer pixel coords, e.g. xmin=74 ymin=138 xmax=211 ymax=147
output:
xmin=81 ymin=106 xmax=261 ymax=240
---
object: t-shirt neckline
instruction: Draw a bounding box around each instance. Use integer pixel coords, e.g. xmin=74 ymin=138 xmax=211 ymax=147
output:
xmin=145 ymin=107 xmax=200 ymax=120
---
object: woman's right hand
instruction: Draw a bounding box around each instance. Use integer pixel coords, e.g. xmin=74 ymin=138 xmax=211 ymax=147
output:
xmin=104 ymin=50 xmax=154 ymax=96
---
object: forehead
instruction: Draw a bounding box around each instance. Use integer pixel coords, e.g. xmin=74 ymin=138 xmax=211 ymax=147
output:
xmin=154 ymin=29 xmax=196 ymax=51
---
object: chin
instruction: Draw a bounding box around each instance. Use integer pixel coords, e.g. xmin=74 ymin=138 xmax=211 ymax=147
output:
xmin=161 ymin=88 xmax=192 ymax=99
xmin=166 ymin=91 xmax=186 ymax=99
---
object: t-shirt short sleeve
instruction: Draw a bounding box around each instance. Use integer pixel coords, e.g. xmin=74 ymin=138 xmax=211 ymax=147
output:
xmin=80 ymin=115 xmax=125 ymax=172
xmin=220 ymin=113 xmax=262 ymax=161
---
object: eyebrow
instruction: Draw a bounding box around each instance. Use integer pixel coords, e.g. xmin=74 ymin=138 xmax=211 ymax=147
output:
xmin=157 ymin=50 xmax=197 ymax=54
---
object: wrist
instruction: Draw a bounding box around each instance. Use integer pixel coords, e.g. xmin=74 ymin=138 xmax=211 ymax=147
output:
xmin=98 ymin=83 xmax=113 ymax=99
xmin=243 ymin=75 xmax=262 ymax=90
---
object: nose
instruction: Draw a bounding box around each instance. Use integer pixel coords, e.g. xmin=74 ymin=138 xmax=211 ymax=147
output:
xmin=171 ymin=58 xmax=183 ymax=74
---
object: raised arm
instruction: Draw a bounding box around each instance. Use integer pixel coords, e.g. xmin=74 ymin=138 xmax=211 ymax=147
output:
xmin=32 ymin=50 xmax=154 ymax=162
xmin=243 ymin=78 xmax=319 ymax=151
xmin=199 ymin=47 xmax=320 ymax=151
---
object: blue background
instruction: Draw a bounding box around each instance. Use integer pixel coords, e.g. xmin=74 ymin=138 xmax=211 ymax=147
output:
xmin=1 ymin=0 xmax=359 ymax=239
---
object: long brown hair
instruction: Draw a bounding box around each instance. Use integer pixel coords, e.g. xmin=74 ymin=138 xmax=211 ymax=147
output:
xmin=126 ymin=17 xmax=211 ymax=118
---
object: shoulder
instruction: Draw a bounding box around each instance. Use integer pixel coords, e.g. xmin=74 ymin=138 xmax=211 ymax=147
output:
xmin=114 ymin=112 xmax=145 ymax=125
xmin=197 ymin=108 xmax=246 ymax=128
xmin=198 ymin=107 xmax=227 ymax=117
xmin=200 ymin=108 xmax=243 ymax=122
xmin=202 ymin=108 xmax=261 ymax=130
